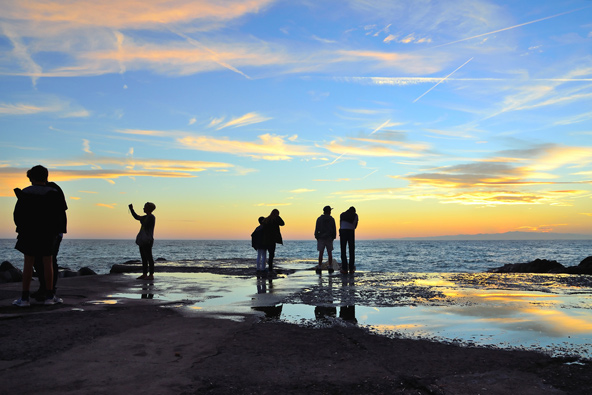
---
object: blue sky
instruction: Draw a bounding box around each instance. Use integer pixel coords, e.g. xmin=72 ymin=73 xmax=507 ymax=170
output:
xmin=1 ymin=0 xmax=591 ymax=239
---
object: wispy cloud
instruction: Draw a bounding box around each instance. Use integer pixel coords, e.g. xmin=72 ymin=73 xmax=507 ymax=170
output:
xmin=215 ymin=112 xmax=272 ymax=130
xmin=178 ymin=133 xmax=318 ymax=160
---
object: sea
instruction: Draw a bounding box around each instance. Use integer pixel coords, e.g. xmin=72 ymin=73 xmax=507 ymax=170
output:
xmin=1 ymin=238 xmax=591 ymax=275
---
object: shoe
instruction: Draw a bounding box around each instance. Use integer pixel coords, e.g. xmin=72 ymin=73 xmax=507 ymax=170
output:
xmin=340 ymin=270 xmax=348 ymax=275
xmin=12 ymin=298 xmax=30 ymax=307
xmin=45 ymin=295 xmax=63 ymax=305
xmin=328 ymin=267 xmax=334 ymax=274
xmin=316 ymin=267 xmax=322 ymax=275
xmin=137 ymin=274 xmax=147 ymax=280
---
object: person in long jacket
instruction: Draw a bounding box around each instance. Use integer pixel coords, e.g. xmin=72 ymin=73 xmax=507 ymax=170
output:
xmin=261 ymin=209 xmax=284 ymax=274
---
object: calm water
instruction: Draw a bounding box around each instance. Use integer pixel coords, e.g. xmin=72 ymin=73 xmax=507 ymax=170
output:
xmin=1 ymin=238 xmax=591 ymax=275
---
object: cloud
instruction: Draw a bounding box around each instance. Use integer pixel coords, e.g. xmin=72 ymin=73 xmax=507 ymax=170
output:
xmin=3 ymin=0 xmax=275 ymax=31
xmin=290 ymin=188 xmax=315 ymax=193
xmin=324 ymin=133 xmax=432 ymax=159
xmin=96 ymin=203 xmax=117 ymax=209
xmin=215 ymin=112 xmax=272 ymax=130
xmin=0 ymin=96 xmax=90 ymax=117
xmin=334 ymin=50 xmax=445 ymax=74
xmin=0 ymin=157 xmax=235 ymax=196
xmin=178 ymin=133 xmax=318 ymax=160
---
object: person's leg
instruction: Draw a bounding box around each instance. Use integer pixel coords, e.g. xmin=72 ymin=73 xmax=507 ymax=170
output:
xmin=146 ymin=242 xmax=155 ymax=279
xmin=33 ymin=255 xmax=46 ymax=293
xmin=340 ymin=236 xmax=348 ymax=273
xmin=52 ymin=234 xmax=63 ymax=289
xmin=138 ymin=246 xmax=148 ymax=279
xmin=349 ymin=231 xmax=355 ymax=272
xmin=22 ymin=254 xmax=35 ymax=297
xmin=267 ymin=244 xmax=276 ymax=272
xmin=43 ymin=256 xmax=53 ymax=293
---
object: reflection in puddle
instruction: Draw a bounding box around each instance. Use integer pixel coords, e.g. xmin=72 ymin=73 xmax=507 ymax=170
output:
xmin=87 ymin=299 xmax=118 ymax=305
xmin=110 ymin=271 xmax=592 ymax=359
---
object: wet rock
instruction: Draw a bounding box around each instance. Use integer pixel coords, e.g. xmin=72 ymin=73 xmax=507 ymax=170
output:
xmin=489 ymin=259 xmax=566 ymax=274
xmin=122 ymin=260 xmax=141 ymax=265
xmin=110 ymin=264 xmax=136 ymax=274
xmin=155 ymin=257 xmax=167 ymax=262
xmin=565 ymin=256 xmax=592 ymax=275
xmin=0 ymin=261 xmax=22 ymax=283
xmin=78 ymin=267 xmax=97 ymax=276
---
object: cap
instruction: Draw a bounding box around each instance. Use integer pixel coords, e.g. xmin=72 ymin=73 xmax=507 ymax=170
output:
xmin=323 ymin=205 xmax=332 ymax=212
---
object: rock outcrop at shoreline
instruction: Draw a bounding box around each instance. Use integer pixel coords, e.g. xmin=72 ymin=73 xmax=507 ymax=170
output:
xmin=0 ymin=260 xmax=97 ymax=283
xmin=489 ymin=256 xmax=592 ymax=275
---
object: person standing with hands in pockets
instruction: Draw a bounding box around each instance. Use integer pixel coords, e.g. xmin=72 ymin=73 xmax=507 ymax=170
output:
xmin=129 ymin=202 xmax=156 ymax=280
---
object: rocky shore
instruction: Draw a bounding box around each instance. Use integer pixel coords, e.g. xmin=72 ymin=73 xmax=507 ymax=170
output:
xmin=1 ymin=264 xmax=592 ymax=394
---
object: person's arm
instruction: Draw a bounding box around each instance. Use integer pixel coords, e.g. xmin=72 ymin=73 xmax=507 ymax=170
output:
xmin=331 ymin=218 xmax=337 ymax=240
xmin=129 ymin=204 xmax=142 ymax=220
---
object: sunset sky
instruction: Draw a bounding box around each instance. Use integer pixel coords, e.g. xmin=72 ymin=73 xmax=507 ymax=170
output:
xmin=1 ymin=0 xmax=592 ymax=240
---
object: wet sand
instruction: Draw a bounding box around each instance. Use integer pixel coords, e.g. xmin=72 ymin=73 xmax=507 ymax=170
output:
xmin=1 ymin=266 xmax=591 ymax=394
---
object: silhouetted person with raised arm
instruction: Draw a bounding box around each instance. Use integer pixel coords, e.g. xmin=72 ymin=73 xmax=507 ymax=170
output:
xmin=261 ymin=209 xmax=284 ymax=275
xmin=315 ymin=205 xmax=336 ymax=275
xmin=31 ymin=180 xmax=67 ymax=301
xmin=129 ymin=202 xmax=156 ymax=280
xmin=12 ymin=165 xmax=63 ymax=306
xmin=339 ymin=206 xmax=358 ymax=275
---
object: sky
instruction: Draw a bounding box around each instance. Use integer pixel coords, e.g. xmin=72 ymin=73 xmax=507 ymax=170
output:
xmin=1 ymin=0 xmax=592 ymax=240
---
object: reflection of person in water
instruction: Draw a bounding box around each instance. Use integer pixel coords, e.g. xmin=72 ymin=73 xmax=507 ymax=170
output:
xmin=252 ymin=277 xmax=283 ymax=319
xmin=339 ymin=276 xmax=357 ymax=323
xmin=314 ymin=274 xmax=336 ymax=320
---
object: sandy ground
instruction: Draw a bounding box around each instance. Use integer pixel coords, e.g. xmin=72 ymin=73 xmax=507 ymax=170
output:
xmin=1 ymin=272 xmax=591 ymax=395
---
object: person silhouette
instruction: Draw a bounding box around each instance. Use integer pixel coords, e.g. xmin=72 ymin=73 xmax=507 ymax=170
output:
xmin=314 ymin=206 xmax=336 ymax=275
xmin=12 ymin=165 xmax=64 ymax=306
xmin=251 ymin=216 xmax=267 ymax=275
xmin=339 ymin=206 xmax=358 ymax=275
xmin=129 ymin=202 xmax=156 ymax=280
xmin=261 ymin=209 xmax=284 ymax=275
xmin=31 ymin=180 xmax=67 ymax=301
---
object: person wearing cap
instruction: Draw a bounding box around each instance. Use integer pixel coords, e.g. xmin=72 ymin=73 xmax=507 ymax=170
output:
xmin=339 ymin=206 xmax=359 ymax=274
xmin=314 ymin=205 xmax=336 ymax=274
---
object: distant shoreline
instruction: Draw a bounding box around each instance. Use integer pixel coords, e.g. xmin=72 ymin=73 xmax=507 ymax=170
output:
xmin=1 ymin=231 xmax=591 ymax=242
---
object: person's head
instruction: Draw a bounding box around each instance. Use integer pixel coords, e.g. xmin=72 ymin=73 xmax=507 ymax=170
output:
xmin=323 ymin=205 xmax=332 ymax=214
xmin=27 ymin=165 xmax=48 ymax=184
xmin=258 ymin=216 xmax=265 ymax=224
xmin=270 ymin=208 xmax=279 ymax=217
xmin=348 ymin=206 xmax=356 ymax=214
xmin=144 ymin=202 xmax=156 ymax=214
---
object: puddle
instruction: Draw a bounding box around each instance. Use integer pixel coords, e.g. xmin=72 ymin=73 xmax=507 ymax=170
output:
xmin=109 ymin=271 xmax=592 ymax=359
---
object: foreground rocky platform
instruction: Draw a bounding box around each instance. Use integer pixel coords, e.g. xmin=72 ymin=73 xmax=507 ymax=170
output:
xmin=1 ymin=274 xmax=591 ymax=394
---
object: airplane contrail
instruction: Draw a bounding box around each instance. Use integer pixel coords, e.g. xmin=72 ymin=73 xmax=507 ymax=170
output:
xmin=169 ymin=28 xmax=252 ymax=80
xmin=432 ymin=6 xmax=591 ymax=49
xmin=413 ymin=57 xmax=473 ymax=103
xmin=369 ymin=119 xmax=392 ymax=135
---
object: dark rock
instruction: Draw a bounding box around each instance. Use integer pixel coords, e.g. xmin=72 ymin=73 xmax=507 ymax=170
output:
xmin=78 ymin=267 xmax=97 ymax=276
xmin=1 ymin=261 xmax=17 ymax=271
xmin=489 ymin=259 xmax=566 ymax=274
xmin=155 ymin=257 xmax=167 ymax=262
xmin=122 ymin=260 xmax=141 ymax=265
xmin=0 ymin=261 xmax=22 ymax=283
xmin=62 ymin=269 xmax=80 ymax=278
xmin=110 ymin=264 xmax=136 ymax=274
